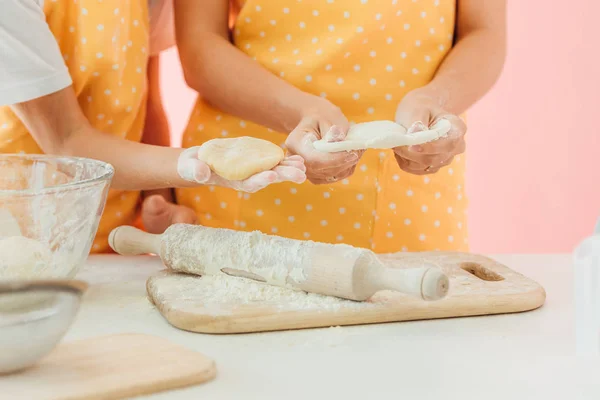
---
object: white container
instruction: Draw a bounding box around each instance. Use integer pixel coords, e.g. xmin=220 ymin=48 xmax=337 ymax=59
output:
xmin=574 ymin=221 xmax=600 ymax=356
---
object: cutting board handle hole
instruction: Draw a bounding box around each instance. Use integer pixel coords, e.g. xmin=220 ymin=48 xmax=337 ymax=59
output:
xmin=460 ymin=263 xmax=504 ymax=281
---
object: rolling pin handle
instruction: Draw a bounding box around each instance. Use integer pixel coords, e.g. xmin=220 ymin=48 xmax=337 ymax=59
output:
xmin=374 ymin=266 xmax=449 ymax=301
xmin=108 ymin=226 xmax=161 ymax=256
xmin=421 ymin=268 xmax=450 ymax=301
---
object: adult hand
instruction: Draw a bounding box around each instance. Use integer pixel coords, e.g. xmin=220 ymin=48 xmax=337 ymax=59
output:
xmin=177 ymin=149 xmax=306 ymax=193
xmin=285 ymin=98 xmax=362 ymax=184
xmin=394 ymin=90 xmax=466 ymax=175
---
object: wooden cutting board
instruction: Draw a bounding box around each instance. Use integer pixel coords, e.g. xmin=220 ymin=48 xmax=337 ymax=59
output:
xmin=147 ymin=252 xmax=546 ymax=334
xmin=0 ymin=334 xmax=216 ymax=400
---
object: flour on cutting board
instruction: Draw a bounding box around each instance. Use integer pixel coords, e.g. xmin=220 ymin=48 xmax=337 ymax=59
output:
xmin=146 ymin=252 xmax=546 ymax=334
xmin=148 ymin=272 xmax=375 ymax=316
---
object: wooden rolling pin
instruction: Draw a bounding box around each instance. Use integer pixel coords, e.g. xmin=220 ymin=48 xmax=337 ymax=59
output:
xmin=109 ymin=224 xmax=449 ymax=301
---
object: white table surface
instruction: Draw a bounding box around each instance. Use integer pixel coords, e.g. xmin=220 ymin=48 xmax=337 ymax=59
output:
xmin=64 ymin=254 xmax=600 ymax=400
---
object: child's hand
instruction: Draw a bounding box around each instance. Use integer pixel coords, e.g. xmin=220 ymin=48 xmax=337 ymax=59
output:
xmin=177 ymin=148 xmax=306 ymax=193
xmin=285 ymin=101 xmax=363 ymax=185
xmin=394 ymin=91 xmax=466 ymax=175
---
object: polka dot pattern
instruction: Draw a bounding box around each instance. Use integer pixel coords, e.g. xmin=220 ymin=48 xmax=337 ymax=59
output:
xmin=0 ymin=1 xmax=150 ymax=253
xmin=177 ymin=0 xmax=467 ymax=253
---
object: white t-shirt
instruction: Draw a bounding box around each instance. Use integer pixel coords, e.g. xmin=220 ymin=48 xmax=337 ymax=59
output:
xmin=0 ymin=0 xmax=175 ymax=107
xmin=0 ymin=0 xmax=72 ymax=107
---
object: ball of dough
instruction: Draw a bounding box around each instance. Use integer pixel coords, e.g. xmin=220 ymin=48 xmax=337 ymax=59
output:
xmin=197 ymin=137 xmax=285 ymax=181
xmin=0 ymin=236 xmax=52 ymax=280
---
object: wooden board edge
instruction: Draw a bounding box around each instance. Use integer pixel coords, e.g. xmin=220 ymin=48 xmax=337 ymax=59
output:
xmin=149 ymin=285 xmax=548 ymax=335
xmin=90 ymin=363 xmax=217 ymax=400
xmin=81 ymin=362 xmax=216 ymax=400
xmin=51 ymin=334 xmax=218 ymax=400
xmin=147 ymin=253 xmax=549 ymax=335
xmin=157 ymin=286 xmax=548 ymax=334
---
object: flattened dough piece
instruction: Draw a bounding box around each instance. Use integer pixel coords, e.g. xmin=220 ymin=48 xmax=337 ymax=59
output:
xmin=197 ymin=137 xmax=285 ymax=181
xmin=313 ymin=119 xmax=451 ymax=153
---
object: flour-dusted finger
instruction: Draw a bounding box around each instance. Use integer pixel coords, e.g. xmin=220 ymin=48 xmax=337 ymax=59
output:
xmin=407 ymin=121 xmax=428 ymax=134
xmin=395 ymin=148 xmax=451 ymax=167
xmin=309 ymin=165 xmax=356 ymax=184
xmin=279 ymin=157 xmax=306 ymax=172
xmin=271 ymin=165 xmax=307 ymax=184
xmin=323 ymin=125 xmax=347 ymax=142
xmin=287 ymin=123 xmax=356 ymax=169
xmin=282 ymin=155 xmax=304 ymax=163
xmin=414 ymin=136 xmax=465 ymax=156
xmin=237 ymin=171 xmax=279 ymax=193
xmin=433 ymin=114 xmax=467 ymax=138
xmin=415 ymin=116 xmax=465 ymax=154
xmin=177 ymin=147 xmax=212 ymax=184
xmin=395 ymin=154 xmax=437 ymax=175
xmin=304 ymin=147 xmax=359 ymax=170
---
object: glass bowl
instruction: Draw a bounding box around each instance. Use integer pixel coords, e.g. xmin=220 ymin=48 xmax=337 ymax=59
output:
xmin=0 ymin=155 xmax=113 ymax=280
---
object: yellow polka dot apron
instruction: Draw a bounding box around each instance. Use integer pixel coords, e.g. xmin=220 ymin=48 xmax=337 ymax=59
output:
xmin=0 ymin=0 xmax=149 ymax=253
xmin=178 ymin=0 xmax=468 ymax=253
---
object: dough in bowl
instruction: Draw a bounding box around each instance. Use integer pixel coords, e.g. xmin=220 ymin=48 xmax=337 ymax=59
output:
xmin=0 ymin=209 xmax=22 ymax=238
xmin=0 ymin=237 xmax=58 ymax=313
xmin=313 ymin=119 xmax=451 ymax=153
xmin=197 ymin=137 xmax=285 ymax=181
xmin=0 ymin=236 xmax=52 ymax=280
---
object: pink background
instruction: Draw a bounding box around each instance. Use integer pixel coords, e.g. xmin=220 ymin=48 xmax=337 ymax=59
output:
xmin=158 ymin=1 xmax=600 ymax=254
